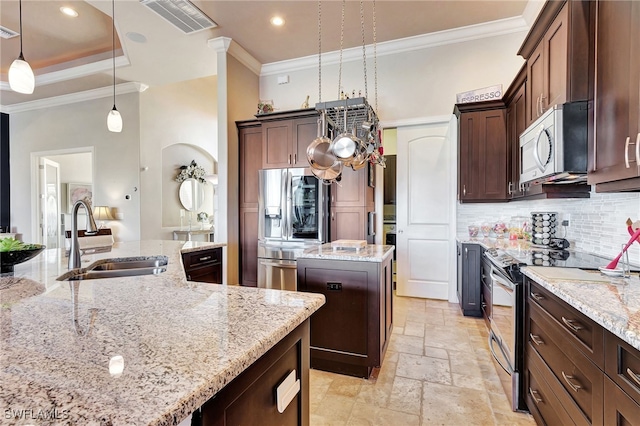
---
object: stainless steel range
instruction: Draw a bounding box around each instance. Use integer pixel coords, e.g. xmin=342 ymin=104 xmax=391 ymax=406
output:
xmin=483 ymin=245 xmax=627 ymax=412
xmin=483 ymin=247 xmax=526 ymax=412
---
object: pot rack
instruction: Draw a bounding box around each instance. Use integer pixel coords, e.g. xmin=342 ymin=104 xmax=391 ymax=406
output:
xmin=310 ymin=0 xmax=385 ymax=184
xmin=315 ymin=97 xmax=384 ymax=166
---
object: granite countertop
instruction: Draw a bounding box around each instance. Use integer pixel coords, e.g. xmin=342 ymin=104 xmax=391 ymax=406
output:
xmin=0 ymin=240 xmax=325 ymax=425
xmin=297 ymin=243 xmax=395 ymax=262
xmin=522 ymin=266 xmax=640 ymax=352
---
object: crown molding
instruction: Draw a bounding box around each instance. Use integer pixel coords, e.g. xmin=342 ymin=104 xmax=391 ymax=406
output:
xmin=379 ymin=114 xmax=452 ymax=129
xmin=261 ymin=16 xmax=528 ymax=76
xmin=207 ymin=36 xmax=262 ymax=76
xmin=0 ymin=82 xmax=146 ymax=114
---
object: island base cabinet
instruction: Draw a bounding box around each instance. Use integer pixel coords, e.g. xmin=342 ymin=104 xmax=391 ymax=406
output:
xmin=199 ymin=321 xmax=310 ymax=426
xmin=297 ymin=256 xmax=393 ymax=378
xmin=182 ymin=247 xmax=223 ymax=284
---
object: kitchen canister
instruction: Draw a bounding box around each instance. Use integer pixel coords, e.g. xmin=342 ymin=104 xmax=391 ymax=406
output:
xmin=530 ymin=212 xmax=558 ymax=245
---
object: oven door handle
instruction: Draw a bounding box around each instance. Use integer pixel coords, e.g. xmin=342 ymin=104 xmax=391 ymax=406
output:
xmin=488 ymin=330 xmax=513 ymax=375
xmin=490 ymin=267 xmax=515 ymax=293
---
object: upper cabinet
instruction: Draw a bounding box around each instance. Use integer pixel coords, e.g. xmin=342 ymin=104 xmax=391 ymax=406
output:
xmin=505 ymin=66 xmax=527 ymax=199
xmin=588 ymin=0 xmax=640 ymax=191
xmin=261 ymin=110 xmax=318 ymax=169
xmin=518 ymin=0 xmax=593 ymax=127
xmin=455 ymin=101 xmax=508 ymax=203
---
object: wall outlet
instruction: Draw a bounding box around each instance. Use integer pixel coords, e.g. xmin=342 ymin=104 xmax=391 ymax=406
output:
xmin=562 ymin=219 xmax=570 ymax=227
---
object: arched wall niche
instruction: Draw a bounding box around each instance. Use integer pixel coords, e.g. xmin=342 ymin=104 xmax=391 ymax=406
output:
xmin=162 ymin=143 xmax=218 ymax=229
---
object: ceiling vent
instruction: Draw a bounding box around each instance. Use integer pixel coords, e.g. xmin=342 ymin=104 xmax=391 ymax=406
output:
xmin=140 ymin=0 xmax=217 ymax=34
xmin=0 ymin=25 xmax=19 ymax=39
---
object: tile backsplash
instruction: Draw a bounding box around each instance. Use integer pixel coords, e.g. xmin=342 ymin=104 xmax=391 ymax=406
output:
xmin=457 ymin=190 xmax=640 ymax=264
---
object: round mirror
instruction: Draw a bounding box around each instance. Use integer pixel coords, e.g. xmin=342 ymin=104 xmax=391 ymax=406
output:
xmin=179 ymin=178 xmax=205 ymax=211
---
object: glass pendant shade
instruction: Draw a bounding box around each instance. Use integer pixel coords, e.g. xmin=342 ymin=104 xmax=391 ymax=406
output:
xmin=8 ymin=55 xmax=35 ymax=94
xmin=107 ymin=106 xmax=123 ymax=133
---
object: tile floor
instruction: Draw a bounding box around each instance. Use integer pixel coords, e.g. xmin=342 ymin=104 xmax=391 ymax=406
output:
xmin=309 ymin=296 xmax=536 ymax=425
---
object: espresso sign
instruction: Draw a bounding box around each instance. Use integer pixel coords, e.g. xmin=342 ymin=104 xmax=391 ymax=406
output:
xmin=456 ymin=84 xmax=503 ymax=104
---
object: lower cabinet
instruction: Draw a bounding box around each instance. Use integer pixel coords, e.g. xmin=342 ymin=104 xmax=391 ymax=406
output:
xmin=182 ymin=247 xmax=223 ymax=284
xmin=296 ymin=256 xmax=393 ymax=378
xmin=524 ymin=276 xmax=640 ymax=425
xmin=199 ymin=320 xmax=310 ymax=426
xmin=456 ymin=242 xmax=482 ymax=317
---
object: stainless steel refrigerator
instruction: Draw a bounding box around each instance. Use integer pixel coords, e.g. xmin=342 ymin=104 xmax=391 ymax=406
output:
xmin=257 ymin=168 xmax=327 ymax=289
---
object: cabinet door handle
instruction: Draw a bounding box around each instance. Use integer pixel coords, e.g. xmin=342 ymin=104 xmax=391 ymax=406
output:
xmin=626 ymin=368 xmax=640 ymax=387
xmin=530 ymin=292 xmax=544 ymax=302
xmin=625 ymin=136 xmax=632 ymax=168
xmin=331 ymin=212 xmax=334 ymax=221
xmin=561 ymin=371 xmax=582 ymax=392
xmin=539 ymin=94 xmax=546 ymax=114
xmin=288 ymin=154 xmax=292 ymax=165
xmin=529 ymin=388 xmax=543 ymax=404
xmin=463 ymin=184 xmax=466 ymax=196
xmin=561 ymin=317 xmax=583 ymax=333
xmin=530 ymin=333 xmax=544 ymax=346
xmin=508 ymin=182 xmax=513 ymax=195
xmin=294 ymin=153 xmax=297 ymax=164
xmin=535 ymin=95 xmax=540 ymax=116
xmin=199 ymin=256 xmax=212 ymax=262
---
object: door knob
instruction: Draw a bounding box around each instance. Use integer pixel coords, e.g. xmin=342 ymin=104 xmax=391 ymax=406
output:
xmin=398 ymin=229 xmax=403 ymax=234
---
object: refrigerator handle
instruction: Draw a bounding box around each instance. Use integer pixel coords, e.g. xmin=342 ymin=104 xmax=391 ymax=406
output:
xmin=283 ymin=169 xmax=291 ymax=240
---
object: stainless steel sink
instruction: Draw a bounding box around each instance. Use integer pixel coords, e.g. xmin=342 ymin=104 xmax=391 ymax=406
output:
xmin=90 ymin=258 xmax=167 ymax=271
xmin=57 ymin=256 xmax=168 ymax=281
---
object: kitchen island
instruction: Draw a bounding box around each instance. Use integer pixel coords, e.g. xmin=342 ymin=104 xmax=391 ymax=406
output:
xmin=296 ymin=243 xmax=394 ymax=378
xmin=0 ymin=240 xmax=324 ymax=425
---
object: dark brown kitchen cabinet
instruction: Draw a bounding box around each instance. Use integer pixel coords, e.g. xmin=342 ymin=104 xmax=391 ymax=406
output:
xmin=525 ymin=276 xmax=604 ymax=425
xmin=524 ymin=276 xmax=640 ymax=425
xmin=456 ymin=242 xmax=482 ymax=317
xmin=518 ymin=0 xmax=593 ymax=127
xmin=238 ymin=121 xmax=262 ymax=286
xmin=505 ymin=66 xmax=527 ymax=199
xmin=261 ymin=111 xmax=318 ymax=169
xmin=182 ymin=247 xmax=223 ymax=284
xmin=330 ymin=165 xmax=375 ymax=242
xmin=200 ymin=320 xmax=310 ymax=426
xmin=455 ymin=101 xmax=508 ymax=202
xmin=297 ymin=254 xmax=393 ymax=379
xmin=525 ymin=3 xmax=568 ymax=126
xmin=589 ymin=0 xmax=640 ymax=192
xmin=604 ymin=377 xmax=640 ymax=426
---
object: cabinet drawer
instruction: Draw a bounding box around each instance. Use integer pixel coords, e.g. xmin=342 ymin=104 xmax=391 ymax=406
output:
xmin=604 ymin=376 xmax=640 ymax=426
xmin=528 ymin=280 xmax=604 ymax=367
xmin=605 ymin=331 xmax=640 ymax=405
xmin=528 ymin=303 xmax=604 ymax=425
xmin=183 ymin=248 xmax=222 ymax=269
xmin=525 ymin=357 xmax=575 ymax=426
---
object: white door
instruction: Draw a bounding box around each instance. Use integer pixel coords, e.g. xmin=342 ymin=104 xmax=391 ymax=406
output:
xmin=396 ymin=117 xmax=457 ymax=300
xmin=39 ymin=158 xmax=61 ymax=249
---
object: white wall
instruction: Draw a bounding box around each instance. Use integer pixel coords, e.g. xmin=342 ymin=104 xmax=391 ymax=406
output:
xmin=139 ymin=76 xmax=218 ymax=240
xmin=259 ymin=31 xmax=527 ymax=122
xmin=10 ymin=92 xmax=141 ymax=243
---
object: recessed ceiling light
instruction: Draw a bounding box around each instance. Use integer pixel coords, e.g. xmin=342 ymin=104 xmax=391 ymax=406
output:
xmin=126 ymin=32 xmax=147 ymax=43
xmin=60 ymin=6 xmax=78 ymax=17
xmin=270 ymin=16 xmax=285 ymax=27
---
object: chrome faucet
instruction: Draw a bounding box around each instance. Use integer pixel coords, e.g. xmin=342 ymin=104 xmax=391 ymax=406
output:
xmin=68 ymin=200 xmax=98 ymax=270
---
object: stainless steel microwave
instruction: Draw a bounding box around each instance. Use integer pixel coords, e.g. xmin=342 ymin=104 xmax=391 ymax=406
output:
xmin=519 ymin=101 xmax=588 ymax=185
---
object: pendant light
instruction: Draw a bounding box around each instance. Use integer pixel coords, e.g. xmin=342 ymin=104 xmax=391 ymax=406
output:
xmin=107 ymin=0 xmax=122 ymax=133
xmin=8 ymin=0 xmax=35 ymax=94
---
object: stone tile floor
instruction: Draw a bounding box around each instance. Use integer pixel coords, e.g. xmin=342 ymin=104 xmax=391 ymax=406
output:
xmin=309 ymin=296 xmax=536 ymax=425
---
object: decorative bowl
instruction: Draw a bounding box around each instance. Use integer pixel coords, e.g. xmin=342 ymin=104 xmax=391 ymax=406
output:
xmin=0 ymin=245 xmax=45 ymax=273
